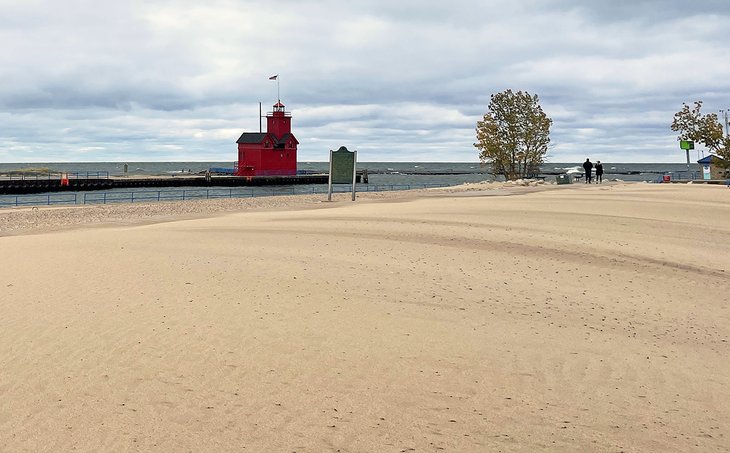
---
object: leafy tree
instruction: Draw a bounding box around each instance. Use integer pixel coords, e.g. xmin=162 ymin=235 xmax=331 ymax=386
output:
xmin=474 ymin=89 xmax=552 ymax=180
xmin=670 ymin=101 xmax=724 ymax=152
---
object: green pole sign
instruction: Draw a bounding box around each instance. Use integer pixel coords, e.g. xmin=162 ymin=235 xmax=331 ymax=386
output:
xmin=680 ymin=140 xmax=694 ymax=168
xmin=679 ymin=140 xmax=694 ymax=150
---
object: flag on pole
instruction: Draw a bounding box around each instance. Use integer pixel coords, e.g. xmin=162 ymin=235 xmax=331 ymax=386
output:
xmin=269 ymin=74 xmax=278 ymax=80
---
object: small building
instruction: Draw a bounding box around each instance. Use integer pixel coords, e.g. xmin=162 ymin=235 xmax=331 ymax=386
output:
xmin=235 ymin=101 xmax=298 ymax=176
xmin=697 ymin=155 xmax=728 ymax=180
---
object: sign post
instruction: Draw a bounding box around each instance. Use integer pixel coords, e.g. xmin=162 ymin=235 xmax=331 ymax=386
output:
xmin=328 ymin=146 xmax=357 ymax=202
xmin=680 ymin=140 xmax=694 ymax=170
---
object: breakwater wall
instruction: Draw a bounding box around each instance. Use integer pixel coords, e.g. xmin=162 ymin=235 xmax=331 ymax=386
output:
xmin=0 ymin=174 xmax=354 ymax=195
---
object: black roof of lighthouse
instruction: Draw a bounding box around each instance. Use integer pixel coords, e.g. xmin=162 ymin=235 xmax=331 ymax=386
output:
xmin=279 ymin=133 xmax=299 ymax=145
xmin=236 ymin=132 xmax=298 ymax=145
xmin=236 ymin=132 xmax=268 ymax=144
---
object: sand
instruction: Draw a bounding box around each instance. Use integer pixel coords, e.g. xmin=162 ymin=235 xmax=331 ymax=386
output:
xmin=0 ymin=182 xmax=728 ymax=452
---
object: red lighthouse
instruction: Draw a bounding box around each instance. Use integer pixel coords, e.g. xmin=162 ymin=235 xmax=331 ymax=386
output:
xmin=235 ymin=101 xmax=298 ymax=176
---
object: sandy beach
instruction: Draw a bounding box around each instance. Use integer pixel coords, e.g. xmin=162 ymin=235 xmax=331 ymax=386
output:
xmin=1 ymin=181 xmax=728 ymax=452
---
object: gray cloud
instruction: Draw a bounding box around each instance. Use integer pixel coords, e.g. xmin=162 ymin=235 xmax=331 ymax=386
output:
xmin=0 ymin=0 xmax=728 ymax=163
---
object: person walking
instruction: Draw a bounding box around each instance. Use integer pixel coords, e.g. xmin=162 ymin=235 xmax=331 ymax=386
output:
xmin=595 ymin=161 xmax=604 ymax=184
xmin=582 ymin=158 xmax=593 ymax=183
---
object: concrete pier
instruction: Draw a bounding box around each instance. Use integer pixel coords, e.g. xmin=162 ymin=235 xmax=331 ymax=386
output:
xmin=0 ymin=174 xmax=357 ymax=195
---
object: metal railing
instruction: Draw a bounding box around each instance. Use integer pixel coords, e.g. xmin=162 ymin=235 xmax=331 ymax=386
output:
xmin=0 ymin=184 xmax=449 ymax=208
xmin=653 ymin=171 xmax=700 ymax=183
xmin=0 ymin=193 xmax=79 ymax=207
xmin=668 ymin=171 xmax=699 ymax=180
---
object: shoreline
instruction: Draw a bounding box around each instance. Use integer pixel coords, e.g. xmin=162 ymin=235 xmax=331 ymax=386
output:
xmin=5 ymin=178 xmax=726 ymax=238
xmin=0 ymin=180 xmax=561 ymax=237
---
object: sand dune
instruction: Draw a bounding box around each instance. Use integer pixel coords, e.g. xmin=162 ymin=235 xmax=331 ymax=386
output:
xmin=1 ymin=182 xmax=728 ymax=452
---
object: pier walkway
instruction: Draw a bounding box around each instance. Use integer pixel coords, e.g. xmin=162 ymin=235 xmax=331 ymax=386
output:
xmin=0 ymin=174 xmax=346 ymax=195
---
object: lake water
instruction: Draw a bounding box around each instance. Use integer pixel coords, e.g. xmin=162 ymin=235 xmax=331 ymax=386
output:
xmin=0 ymin=161 xmax=703 ymax=186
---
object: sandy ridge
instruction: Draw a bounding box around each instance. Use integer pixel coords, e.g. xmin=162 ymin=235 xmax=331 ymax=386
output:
xmin=0 ymin=180 xmax=550 ymax=236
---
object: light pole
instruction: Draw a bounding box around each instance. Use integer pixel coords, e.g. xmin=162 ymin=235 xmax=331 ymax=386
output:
xmin=721 ymin=109 xmax=729 ymax=137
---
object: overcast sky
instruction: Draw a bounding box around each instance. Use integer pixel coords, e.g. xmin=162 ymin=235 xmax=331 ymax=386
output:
xmin=1 ymin=0 xmax=728 ymax=163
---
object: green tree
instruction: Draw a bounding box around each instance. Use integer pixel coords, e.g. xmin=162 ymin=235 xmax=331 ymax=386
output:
xmin=670 ymin=101 xmax=724 ymax=152
xmin=474 ymin=89 xmax=552 ymax=180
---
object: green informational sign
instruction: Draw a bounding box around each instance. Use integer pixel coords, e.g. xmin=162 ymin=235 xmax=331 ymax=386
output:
xmin=680 ymin=140 xmax=694 ymax=150
xmin=331 ymin=146 xmax=355 ymax=184
xmin=327 ymin=146 xmax=358 ymax=201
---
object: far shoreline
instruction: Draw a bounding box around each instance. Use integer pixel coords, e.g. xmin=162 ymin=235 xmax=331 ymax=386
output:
xmin=0 ymin=179 xmax=705 ymax=237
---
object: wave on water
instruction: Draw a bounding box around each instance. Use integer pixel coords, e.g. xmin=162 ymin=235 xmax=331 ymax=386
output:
xmin=561 ymin=166 xmax=583 ymax=174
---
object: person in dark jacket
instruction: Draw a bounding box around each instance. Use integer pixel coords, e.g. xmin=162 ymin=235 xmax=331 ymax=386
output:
xmin=595 ymin=161 xmax=604 ymax=183
xmin=582 ymin=158 xmax=593 ymax=183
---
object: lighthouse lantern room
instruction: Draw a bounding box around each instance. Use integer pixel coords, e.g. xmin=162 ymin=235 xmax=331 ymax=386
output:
xmin=235 ymin=101 xmax=298 ymax=176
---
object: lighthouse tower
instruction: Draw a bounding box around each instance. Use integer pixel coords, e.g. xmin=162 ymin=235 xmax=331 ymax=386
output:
xmin=235 ymin=101 xmax=299 ymax=176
